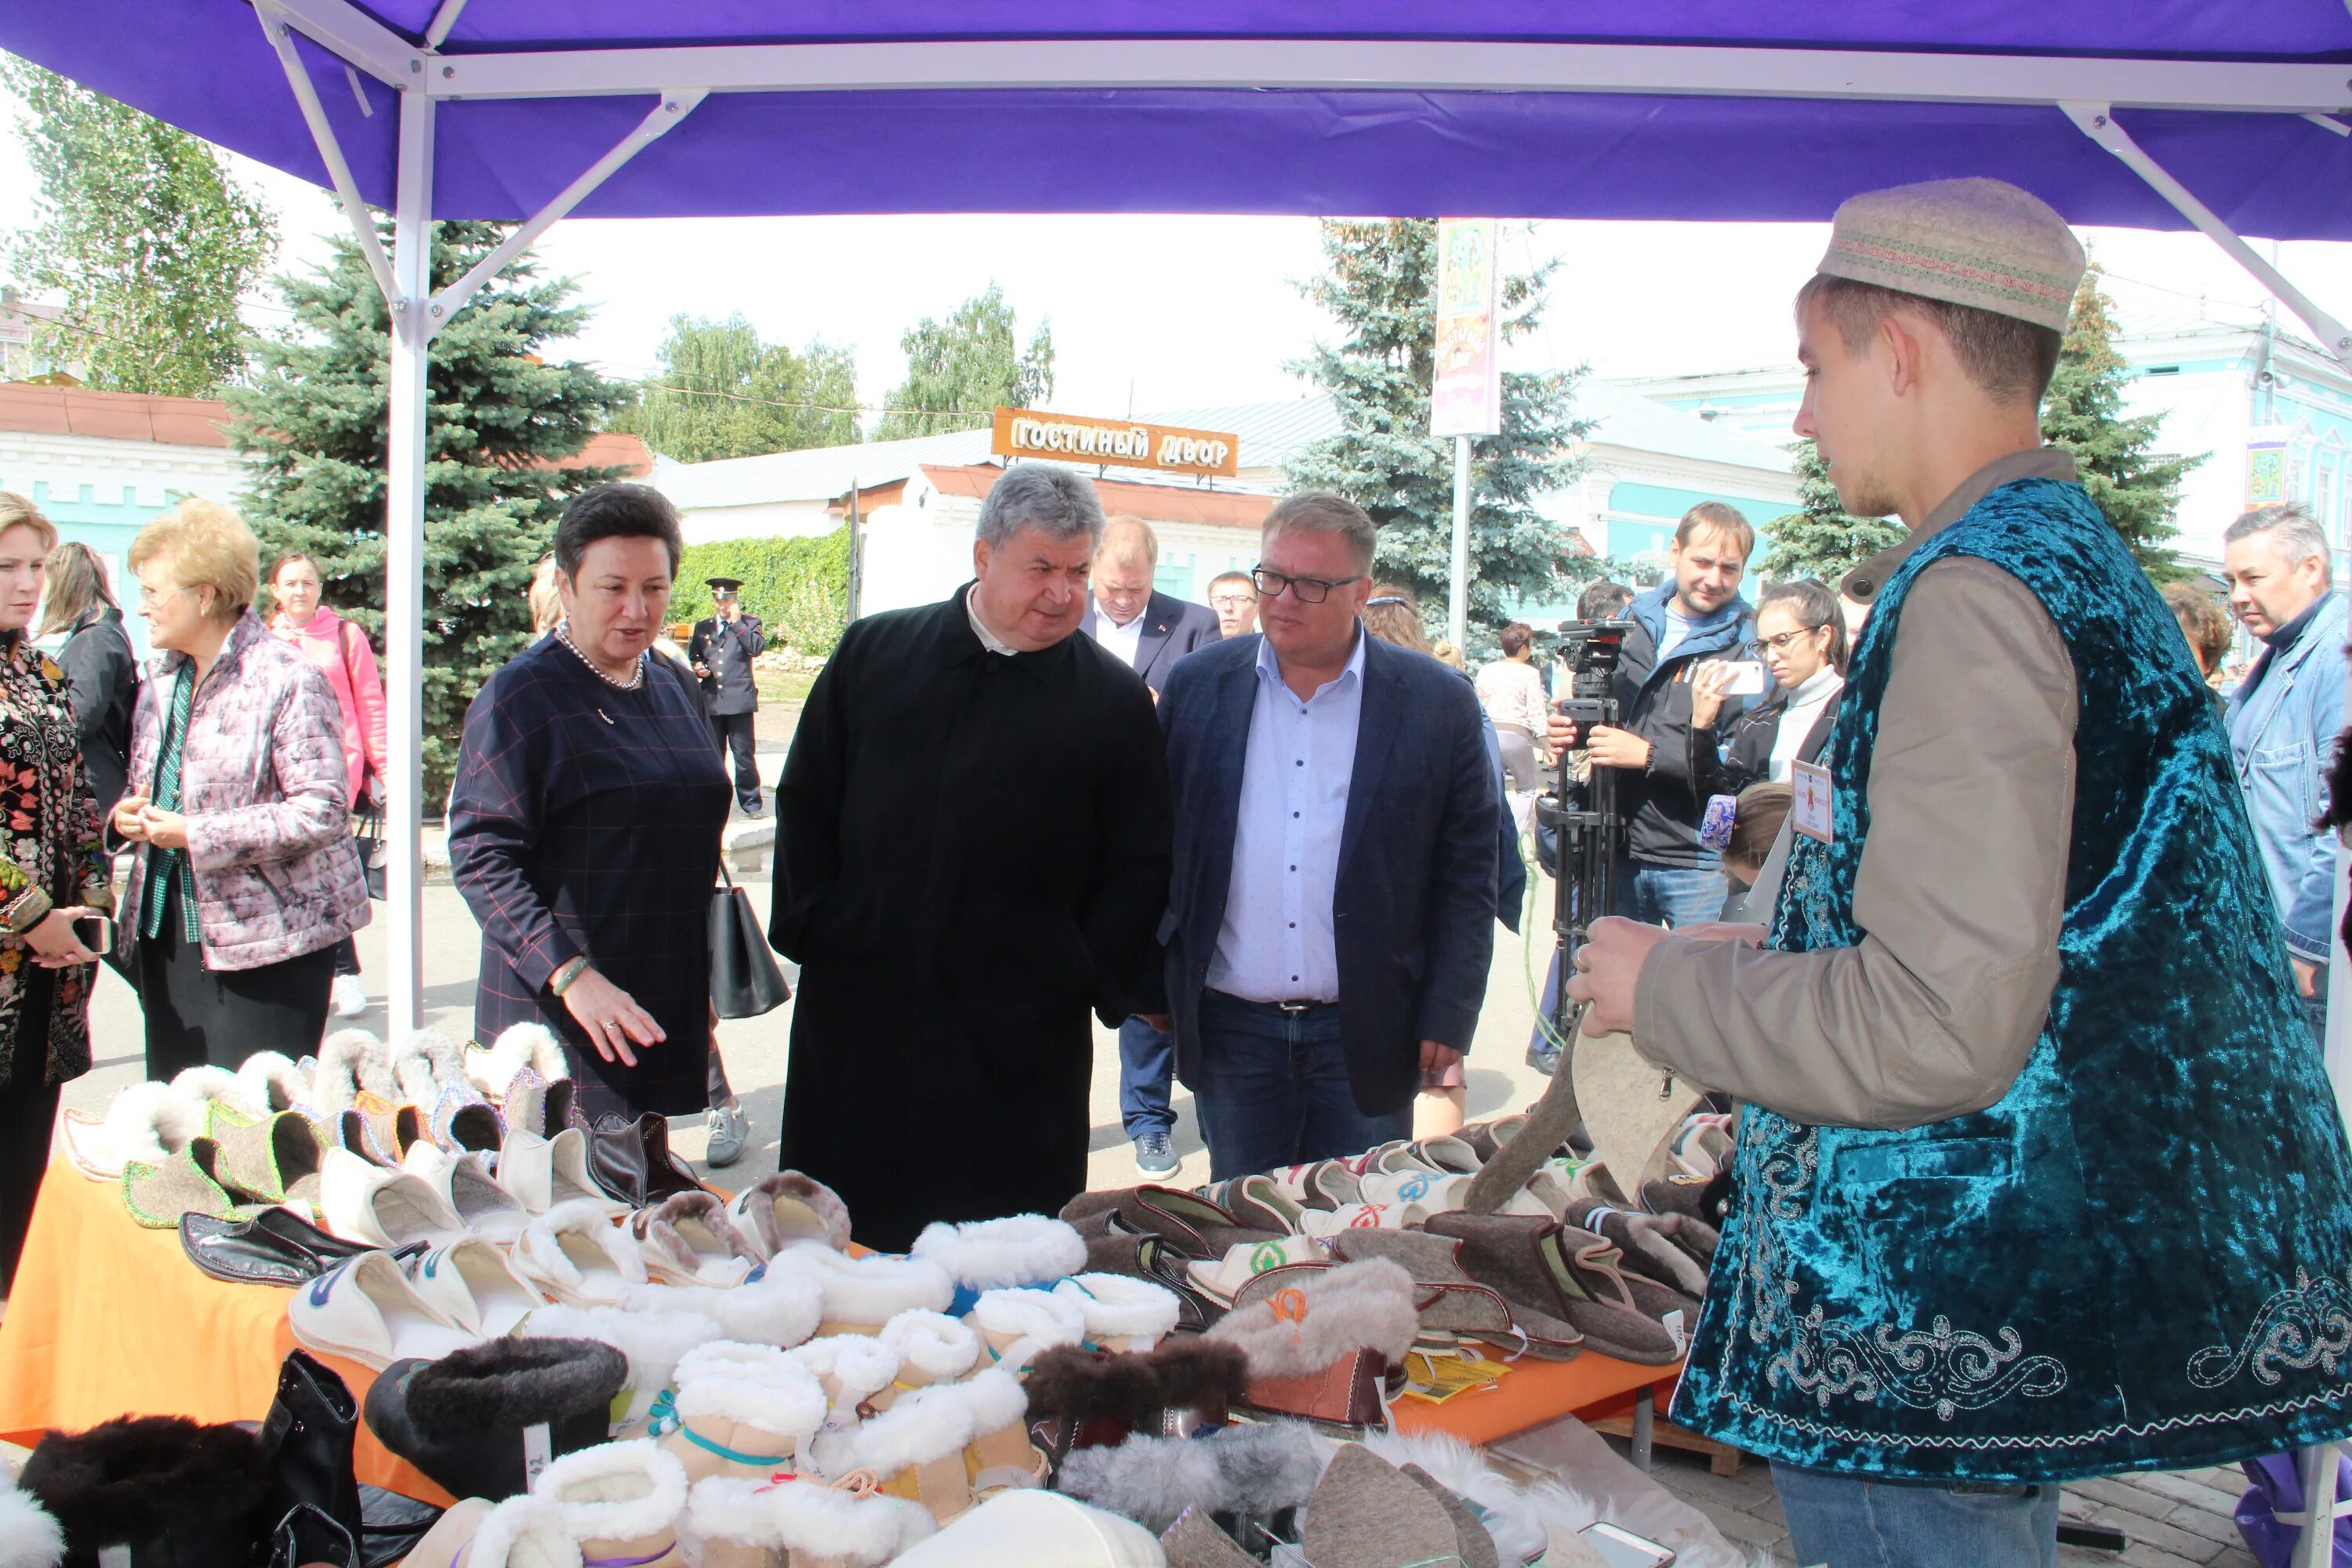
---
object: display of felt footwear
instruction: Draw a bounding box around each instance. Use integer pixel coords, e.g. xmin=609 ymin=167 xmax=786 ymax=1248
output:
xmin=1301 ymin=1443 xmax=1461 ymax=1568
xmin=1184 ymin=1234 xmax=1326 ymax=1306
xmin=406 ymin=1236 xmax=550 ymax=1337
xmin=724 ymin=1169 xmax=853 ymax=1258
xmin=498 ymin=1126 xmax=623 ymax=1217
xmin=909 ymin=1214 xmax=1087 ymax=1291
xmin=203 ymin=1102 xmax=327 ymax=1207
xmin=535 ymin=1439 xmax=690 ymax=1568
xmin=1060 ymin=1186 xmax=1280 ymax=1258
xmin=368 ymin=1338 xmax=627 ymax=1504
xmin=1081 ymin=1233 xmax=1221 ymax=1332
xmin=404 ymin=1141 xmax=532 ymax=1243
xmin=60 ymin=1080 xmax=206 ymax=1181
xmin=121 ymin=1138 xmax=248 ymax=1229
xmin=350 ymin=1091 xmax=427 ymax=1167
xmin=1570 ymin=1204 xmax=1715 ymax=1297
xmin=290 ymin=1250 xmax=478 ymax=1370
xmin=516 ymin=1199 xmax=652 ymax=1306
xmin=1423 ymin=1212 xmax=1679 ymax=1365
xmin=179 ymin=1207 xmax=388 ymax=1287
xmin=630 ymin=1192 xmax=758 ymax=1287
xmin=320 ymin=1146 xmax=466 ymax=1248
xmin=1203 ymin=1258 xmax=1419 ymax=1381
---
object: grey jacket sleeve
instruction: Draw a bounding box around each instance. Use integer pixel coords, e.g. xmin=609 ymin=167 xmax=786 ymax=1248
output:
xmin=1629 ymin=558 xmax=2078 ymax=1128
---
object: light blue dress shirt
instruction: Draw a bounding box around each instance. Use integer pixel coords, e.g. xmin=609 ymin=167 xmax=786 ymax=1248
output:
xmin=1206 ymin=628 xmax=1367 ymax=1004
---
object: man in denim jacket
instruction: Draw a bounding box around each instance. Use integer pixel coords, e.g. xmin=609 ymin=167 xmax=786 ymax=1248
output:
xmin=2223 ymin=500 xmax=2347 ymax=1043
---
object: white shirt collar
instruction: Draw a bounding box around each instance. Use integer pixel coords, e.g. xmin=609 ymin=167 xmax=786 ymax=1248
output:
xmin=1258 ymin=622 xmax=1368 ymax=699
xmin=964 ymin=585 xmax=1017 ymax=656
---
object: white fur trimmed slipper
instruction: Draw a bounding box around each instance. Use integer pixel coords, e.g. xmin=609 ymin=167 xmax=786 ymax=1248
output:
xmin=170 ymin=1065 xmax=263 ymax=1122
xmin=766 ymin=1475 xmax=937 ymax=1565
xmin=516 ymin=1200 xmax=650 ymax=1306
xmin=390 ymin=1029 xmax=467 ymax=1109
xmin=59 ymin=1080 xmax=205 ymax=1181
xmin=612 ymin=1265 xmax=822 ymax=1349
xmin=964 ymin=1287 xmax=1087 ymax=1374
xmin=768 ymin=1247 xmax=953 ymax=1334
xmin=235 ymin=1052 xmax=310 ymax=1117
xmin=453 ymin=1494 xmax=576 ymax=1568
xmin=909 ymin=1214 xmax=1087 ymax=1292
xmin=1051 ymin=1272 xmax=1184 ymax=1353
xmin=724 ymin=1170 xmax=852 ymax=1258
xmin=805 ymin=1368 xmax=1029 ymax=1527
xmin=629 ymin=1192 xmax=757 ymax=1287
xmin=524 ymin=1305 xmax=721 ymax=1431
xmin=659 ymin=1344 xmax=827 ymax=1478
xmin=786 ymin=1334 xmax=902 ymax=1422
xmin=314 ymin=1028 xmax=385 ymax=1116
xmin=466 ymin=1022 xmax=568 ymax=1102
xmin=535 ymin=1439 xmax=688 ymax=1566
xmin=878 ymin=1310 xmax=982 ymax=1388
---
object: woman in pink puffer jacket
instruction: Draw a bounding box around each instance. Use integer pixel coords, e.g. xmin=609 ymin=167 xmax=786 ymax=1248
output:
xmin=268 ymin=551 xmax=387 ymax=1018
xmin=114 ymin=502 xmax=368 ymax=1076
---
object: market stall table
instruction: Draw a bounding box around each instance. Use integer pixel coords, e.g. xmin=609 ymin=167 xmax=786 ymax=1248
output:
xmin=1392 ymin=1342 xmax=1683 ymax=1453
xmin=0 ymin=1154 xmax=452 ymax=1504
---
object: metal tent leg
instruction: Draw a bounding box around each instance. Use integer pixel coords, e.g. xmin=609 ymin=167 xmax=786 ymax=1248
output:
xmin=2062 ymin=101 xmax=2352 ymax=372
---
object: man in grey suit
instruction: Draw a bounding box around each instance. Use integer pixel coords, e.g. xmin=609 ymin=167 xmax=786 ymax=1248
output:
xmin=1083 ymin=514 xmax=1221 ymax=1176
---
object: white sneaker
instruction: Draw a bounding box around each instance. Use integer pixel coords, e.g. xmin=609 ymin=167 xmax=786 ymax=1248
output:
xmin=331 ymin=974 xmax=368 ymax=1018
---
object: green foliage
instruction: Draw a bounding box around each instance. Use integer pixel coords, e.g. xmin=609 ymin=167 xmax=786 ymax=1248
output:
xmin=608 ymin=312 xmax=859 ymax=461
xmin=2042 ymin=266 xmax=2201 ymax=583
xmin=1284 ymin=219 xmax=1592 ymax=641
xmin=674 ymin=528 xmax=851 ymax=656
xmin=871 ymin=284 xmax=1054 ymax=440
xmin=2 ymin=56 xmax=277 ymax=396
xmin=1760 ymin=439 xmax=1904 ymax=583
xmin=227 ymin=221 xmax=627 ymax=793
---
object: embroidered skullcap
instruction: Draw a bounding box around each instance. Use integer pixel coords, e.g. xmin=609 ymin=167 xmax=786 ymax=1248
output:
xmin=1817 ymin=177 xmax=2086 ymax=332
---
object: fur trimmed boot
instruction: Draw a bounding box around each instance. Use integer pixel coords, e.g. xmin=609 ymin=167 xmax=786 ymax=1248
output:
xmin=524 ymin=1304 xmax=722 ymax=1434
xmin=16 ymin=1416 xmax=273 ymax=1567
xmin=876 ymin=1312 xmax=980 ymax=1391
xmin=682 ymin=1476 xmax=782 ymax=1568
xmin=1051 ymin=1272 xmax=1183 ymax=1352
xmin=535 ymin=1440 xmax=689 ymax=1568
xmin=767 ymin=1249 xmax=952 ymax=1337
xmin=1204 ymin=1258 xmax=1417 ymax=1425
xmin=1056 ymin=1422 xmax=1326 ymax=1538
xmin=654 ymin=1342 xmax=826 ymax=1484
xmin=725 ymin=1173 xmax=851 ymax=1260
xmin=805 ymin=1370 xmax=1029 ymax=1529
xmin=908 ymin=1215 xmax=1085 ymax=1293
xmin=612 ymin=1265 xmax=823 ymax=1349
xmin=785 ymin=1336 xmax=902 ymax=1424
xmin=1025 ymin=1340 xmax=1248 ymax=1459
xmin=366 ymin=1337 xmax=629 ymax=1502
xmin=962 ymin=1287 xmax=1086 ymax=1374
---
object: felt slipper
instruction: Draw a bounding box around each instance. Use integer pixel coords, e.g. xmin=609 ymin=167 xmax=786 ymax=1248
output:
xmin=1195 ymin=1174 xmax=1305 ymax=1233
xmin=1571 ymin=1204 xmax=1714 ymax=1298
xmin=630 ymin=1192 xmax=758 ymax=1287
xmin=1184 ymin=1234 xmax=1327 ymax=1307
xmin=289 ymin=1250 xmax=477 ymax=1370
xmin=1061 ymin=1186 xmax=1283 ymax=1258
xmin=515 ymin=1198 xmax=651 ymax=1306
xmin=407 ymin=1235 xmax=550 ymax=1338
xmin=1424 ymin=1211 xmax=1676 ymax=1364
xmin=120 ymin=1139 xmax=249 ymax=1229
xmin=428 ymin=1083 xmax=505 ymax=1157
xmin=1162 ymin=1506 xmax=1260 ymax=1568
xmin=202 ymin=1101 xmax=326 ymax=1207
xmin=320 ymin=1145 xmax=466 ymax=1248
xmin=404 ymin=1141 xmax=532 ymax=1243
xmin=1301 ymin=1443 xmax=1459 ymax=1568
xmin=909 ymin=1214 xmax=1087 ymax=1292
xmin=724 ymin=1170 xmax=852 ymax=1258
xmin=1374 ymin=1135 xmax=1483 ymax=1176
xmin=1399 ymin=1461 xmax=1501 ymax=1568
xmin=1298 ymin=1200 xmax=1426 ymax=1236
xmin=1326 ymin=1229 xmax=1520 ymax=1341
xmin=350 ymin=1091 xmax=426 ymax=1167
xmin=498 ymin=1126 xmax=622 ymax=1217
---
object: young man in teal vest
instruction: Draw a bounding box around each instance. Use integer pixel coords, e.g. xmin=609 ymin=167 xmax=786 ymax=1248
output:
xmin=1569 ymin=178 xmax=2352 ymax=1567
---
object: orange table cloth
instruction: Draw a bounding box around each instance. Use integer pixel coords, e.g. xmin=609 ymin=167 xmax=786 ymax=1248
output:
xmin=1391 ymin=1344 xmax=1682 ymax=1446
xmin=0 ymin=1153 xmax=452 ymax=1504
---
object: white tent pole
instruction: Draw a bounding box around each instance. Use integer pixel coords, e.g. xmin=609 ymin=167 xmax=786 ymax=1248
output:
xmin=254 ymin=0 xmax=398 ymax=307
xmin=383 ymin=87 xmax=434 ymax=1038
xmin=2062 ymin=102 xmax=2352 ymax=372
xmin=423 ymin=0 xmax=472 ymax=49
xmin=1448 ymin=436 xmax=1472 ymax=648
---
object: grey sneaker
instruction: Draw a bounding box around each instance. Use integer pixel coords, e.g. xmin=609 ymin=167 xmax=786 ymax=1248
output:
xmin=706 ymin=1104 xmax=746 ymax=1168
xmin=1132 ymin=1131 xmax=1178 ymax=1179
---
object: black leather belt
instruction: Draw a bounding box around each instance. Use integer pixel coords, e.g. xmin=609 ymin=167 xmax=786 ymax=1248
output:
xmin=1207 ymin=989 xmax=1337 ymax=1014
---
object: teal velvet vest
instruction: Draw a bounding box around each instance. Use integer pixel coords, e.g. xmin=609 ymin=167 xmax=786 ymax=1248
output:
xmin=1672 ymin=477 xmax=2352 ymax=1483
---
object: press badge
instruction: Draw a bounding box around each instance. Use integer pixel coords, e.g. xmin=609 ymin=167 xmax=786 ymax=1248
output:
xmin=1791 ymin=759 xmax=1835 ymax=843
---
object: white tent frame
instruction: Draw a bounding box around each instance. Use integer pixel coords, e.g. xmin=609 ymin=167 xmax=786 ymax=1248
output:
xmin=241 ymin=9 xmax=2352 ymax=1552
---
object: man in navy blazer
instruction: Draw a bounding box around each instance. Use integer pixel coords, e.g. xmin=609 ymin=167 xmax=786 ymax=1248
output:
xmin=1142 ymin=492 xmax=1499 ymax=1180
xmin=1079 ymin=517 xmax=1223 ymax=697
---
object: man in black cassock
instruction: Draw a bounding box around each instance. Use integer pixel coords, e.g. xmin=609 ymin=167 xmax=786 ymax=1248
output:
xmin=768 ymin=463 xmax=1173 ymax=1250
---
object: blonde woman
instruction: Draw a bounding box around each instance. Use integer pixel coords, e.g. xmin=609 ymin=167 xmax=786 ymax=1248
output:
xmin=114 ymin=501 xmax=367 ymax=1074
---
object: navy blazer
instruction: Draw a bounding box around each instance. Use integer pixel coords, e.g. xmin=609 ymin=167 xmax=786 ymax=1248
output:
xmin=1081 ymin=591 xmax=1222 ymax=691
xmin=1153 ymin=633 xmax=1500 ymax=1116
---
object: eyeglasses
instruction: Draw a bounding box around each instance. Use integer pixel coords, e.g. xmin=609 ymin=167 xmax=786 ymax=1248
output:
xmin=1746 ymin=625 xmax=1824 ymax=656
xmin=1251 ymin=566 xmax=1363 ymax=605
xmin=137 ymin=583 xmax=187 ymax=608
xmin=1209 ymin=593 xmax=1257 ymax=609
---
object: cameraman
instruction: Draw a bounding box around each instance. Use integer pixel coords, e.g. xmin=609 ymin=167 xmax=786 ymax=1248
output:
xmin=1560 ymin=503 xmax=1757 ymax=927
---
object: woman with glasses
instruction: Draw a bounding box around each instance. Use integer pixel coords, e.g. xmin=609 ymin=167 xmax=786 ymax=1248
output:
xmin=1688 ymin=576 xmax=1849 ymax=792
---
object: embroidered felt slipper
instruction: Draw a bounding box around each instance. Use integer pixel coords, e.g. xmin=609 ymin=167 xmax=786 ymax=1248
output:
xmin=320 ymin=1145 xmax=466 ymax=1248
xmin=1257 ymin=1161 xmax=1340 ymax=1214
xmin=350 ymin=1091 xmax=427 ymax=1167
xmin=498 ymin=1125 xmax=624 ymax=1217
xmin=655 ymin=1341 xmax=826 ymax=1483
xmin=202 ymin=1101 xmax=326 ymax=1207
xmin=365 ymin=1338 xmax=626 ymax=1504
xmin=290 ymin=1250 xmax=477 ymax=1370
xmin=405 ymin=1236 xmax=550 ymax=1338
xmin=612 ymin=1265 xmax=825 ymax=1349
xmin=630 ymin=1192 xmax=759 ymax=1287
xmin=120 ymin=1139 xmax=250 ymax=1229
xmin=1049 ymin=1272 xmax=1184 ymax=1354
xmin=909 ymin=1214 xmax=1087 ymax=1293
xmin=724 ymin=1169 xmax=853 ymax=1259
xmin=1184 ymin=1234 xmax=1327 ymax=1308
xmin=535 ymin=1439 xmax=690 ymax=1568
xmin=515 ymin=1198 xmax=652 ymax=1307
xmin=1297 ymin=1200 xmax=1427 ymax=1236
xmin=405 ymin=1140 xmax=532 ymax=1243
xmin=1372 ymin=1135 xmax=1483 ymax=1177
xmin=61 ymin=1080 xmax=206 ymax=1181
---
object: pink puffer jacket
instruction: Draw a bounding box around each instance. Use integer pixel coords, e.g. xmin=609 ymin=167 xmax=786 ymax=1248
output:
xmin=271 ymin=605 xmax=388 ymax=806
xmin=121 ymin=612 xmax=369 ymax=971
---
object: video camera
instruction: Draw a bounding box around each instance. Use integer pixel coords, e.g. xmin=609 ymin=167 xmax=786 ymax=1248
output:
xmin=1529 ymin=617 xmax=1635 ymax=1078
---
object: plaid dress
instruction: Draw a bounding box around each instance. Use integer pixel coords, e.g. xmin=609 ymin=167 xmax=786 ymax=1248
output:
xmin=448 ymin=635 xmax=731 ymax=1120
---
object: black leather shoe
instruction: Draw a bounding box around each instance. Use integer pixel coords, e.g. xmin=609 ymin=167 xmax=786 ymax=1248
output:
xmin=180 ymin=1208 xmax=387 ymax=1287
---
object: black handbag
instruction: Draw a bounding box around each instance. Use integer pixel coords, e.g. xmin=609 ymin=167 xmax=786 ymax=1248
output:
xmin=710 ymin=860 xmax=789 ymax=1019
xmin=267 ymin=1504 xmax=358 ymax=1568
xmin=252 ymin=1350 xmax=364 ymax=1557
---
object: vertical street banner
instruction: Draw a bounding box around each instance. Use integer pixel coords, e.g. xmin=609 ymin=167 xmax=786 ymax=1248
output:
xmin=2245 ymin=426 xmax=2292 ymax=509
xmin=1431 ymin=217 xmax=1502 ymax=439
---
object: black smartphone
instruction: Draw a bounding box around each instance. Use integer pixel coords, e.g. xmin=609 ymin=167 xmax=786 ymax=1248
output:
xmin=72 ymin=915 xmax=113 ymax=955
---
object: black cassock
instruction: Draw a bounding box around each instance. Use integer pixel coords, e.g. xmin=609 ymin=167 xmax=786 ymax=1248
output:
xmin=769 ymin=587 xmax=1173 ymax=1250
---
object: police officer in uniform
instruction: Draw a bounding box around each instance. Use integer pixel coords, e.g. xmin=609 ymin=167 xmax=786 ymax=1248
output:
xmin=690 ymin=576 xmax=767 ymax=817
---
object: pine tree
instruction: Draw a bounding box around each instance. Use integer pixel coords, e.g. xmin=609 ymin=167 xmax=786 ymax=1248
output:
xmin=2042 ymin=265 xmax=2201 ymax=583
xmin=609 ymin=311 xmax=859 ymax=460
xmin=870 ymin=284 xmax=1054 ymax=439
xmin=227 ymin=222 xmax=627 ymax=793
xmin=1759 ymin=440 xmax=1903 ymax=583
xmin=1284 ymin=219 xmax=1591 ymax=644
xmin=2 ymin=56 xmax=277 ymax=396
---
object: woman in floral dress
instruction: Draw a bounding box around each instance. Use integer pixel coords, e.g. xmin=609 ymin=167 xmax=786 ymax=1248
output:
xmin=0 ymin=495 xmax=111 ymax=1290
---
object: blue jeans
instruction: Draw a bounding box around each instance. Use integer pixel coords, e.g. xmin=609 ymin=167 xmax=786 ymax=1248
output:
xmin=1118 ymin=1015 xmax=1176 ymax=1139
xmin=1526 ymin=858 xmax=1730 ymax=1062
xmin=1773 ymin=1465 xmax=2060 ymax=1568
xmin=1191 ymin=992 xmax=1412 ymax=1182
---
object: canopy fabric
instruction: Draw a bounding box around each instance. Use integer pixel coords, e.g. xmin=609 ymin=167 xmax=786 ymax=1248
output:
xmin=3 ymin=3 xmax=2349 ymax=235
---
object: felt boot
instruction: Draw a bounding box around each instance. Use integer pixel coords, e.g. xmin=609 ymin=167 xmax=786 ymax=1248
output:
xmin=367 ymin=1337 xmax=628 ymax=1502
xmin=654 ymin=1342 xmax=825 ymax=1485
xmin=16 ymin=1416 xmax=272 ymax=1568
xmin=1025 ymin=1340 xmax=1248 ymax=1458
xmin=535 ymin=1440 xmax=688 ymax=1568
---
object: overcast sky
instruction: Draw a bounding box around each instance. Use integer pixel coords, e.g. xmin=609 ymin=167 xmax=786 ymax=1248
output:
xmin=5 ymin=85 xmax=2350 ymax=430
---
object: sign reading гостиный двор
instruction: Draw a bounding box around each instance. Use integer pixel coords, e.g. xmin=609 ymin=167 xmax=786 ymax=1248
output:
xmin=990 ymin=406 xmax=1241 ymax=478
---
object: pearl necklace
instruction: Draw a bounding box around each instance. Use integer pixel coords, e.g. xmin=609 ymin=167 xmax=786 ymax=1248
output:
xmin=554 ymin=622 xmax=646 ymax=691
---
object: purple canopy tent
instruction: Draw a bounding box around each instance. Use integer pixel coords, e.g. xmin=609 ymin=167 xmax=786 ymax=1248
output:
xmin=2 ymin=15 xmax=2350 ymax=1526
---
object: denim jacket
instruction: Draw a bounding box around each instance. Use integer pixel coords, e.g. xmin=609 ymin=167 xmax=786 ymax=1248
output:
xmin=2226 ymin=590 xmax=2347 ymax=964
